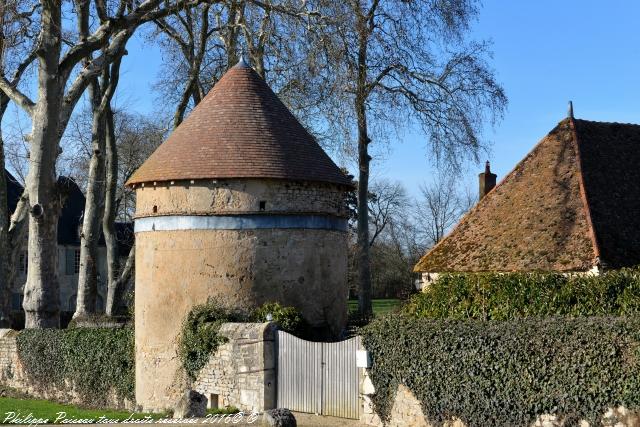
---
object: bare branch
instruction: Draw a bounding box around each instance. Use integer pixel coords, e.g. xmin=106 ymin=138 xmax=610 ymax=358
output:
xmin=60 ymin=30 xmax=132 ymax=128
xmin=0 ymin=76 xmax=35 ymax=116
xmin=59 ymin=0 xmax=213 ymax=81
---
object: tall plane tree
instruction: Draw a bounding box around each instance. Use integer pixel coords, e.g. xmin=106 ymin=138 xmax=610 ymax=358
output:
xmin=313 ymin=0 xmax=507 ymax=316
xmin=0 ymin=0 xmax=38 ymax=326
xmin=73 ymin=0 xmax=129 ymax=318
xmin=0 ymin=0 xmax=214 ymax=328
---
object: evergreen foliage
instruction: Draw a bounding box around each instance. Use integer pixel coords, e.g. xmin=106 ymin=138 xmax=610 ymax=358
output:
xmin=16 ymin=327 xmax=135 ymax=407
xmin=406 ymin=268 xmax=640 ymax=319
xmin=362 ymin=315 xmax=640 ymax=427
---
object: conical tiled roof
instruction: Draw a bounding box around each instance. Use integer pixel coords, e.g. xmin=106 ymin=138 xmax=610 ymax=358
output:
xmin=127 ymin=62 xmax=351 ymax=187
xmin=415 ymin=118 xmax=640 ymax=273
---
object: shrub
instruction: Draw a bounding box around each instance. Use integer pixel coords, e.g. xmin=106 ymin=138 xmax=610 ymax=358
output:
xmin=361 ymin=315 xmax=640 ymax=427
xmin=405 ymin=268 xmax=640 ymax=320
xmin=178 ymin=303 xmax=247 ymax=380
xmin=179 ymin=301 xmax=306 ymax=379
xmin=251 ymin=302 xmax=306 ymax=336
xmin=16 ymin=327 xmax=134 ymax=407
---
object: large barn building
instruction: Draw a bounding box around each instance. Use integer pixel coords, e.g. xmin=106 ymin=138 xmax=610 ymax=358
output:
xmin=415 ymin=114 xmax=640 ymax=287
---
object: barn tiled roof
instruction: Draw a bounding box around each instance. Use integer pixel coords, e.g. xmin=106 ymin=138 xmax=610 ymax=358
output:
xmin=575 ymin=120 xmax=640 ymax=269
xmin=127 ymin=61 xmax=351 ymax=187
xmin=415 ymin=118 xmax=640 ymax=273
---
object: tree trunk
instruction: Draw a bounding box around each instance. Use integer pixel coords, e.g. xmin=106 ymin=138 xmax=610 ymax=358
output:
xmin=251 ymin=46 xmax=265 ymax=79
xmin=225 ymin=1 xmax=240 ymax=68
xmin=356 ymin=98 xmax=372 ymax=318
xmin=0 ymin=1 xmax=14 ymax=327
xmin=7 ymin=192 xmax=28 ymax=298
xmin=0 ymin=98 xmax=12 ymax=327
xmin=173 ymin=72 xmax=199 ymax=128
xmin=74 ymin=80 xmax=107 ymax=318
xmin=106 ymin=245 xmax=134 ymax=316
xmin=103 ymin=106 xmax=123 ymax=316
xmin=22 ymin=2 xmax=63 ymax=328
xmin=355 ymin=11 xmax=372 ymax=318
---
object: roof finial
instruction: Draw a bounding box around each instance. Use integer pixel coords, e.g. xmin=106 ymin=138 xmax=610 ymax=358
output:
xmin=568 ymin=100 xmax=574 ymax=119
xmin=236 ymin=47 xmax=249 ymax=68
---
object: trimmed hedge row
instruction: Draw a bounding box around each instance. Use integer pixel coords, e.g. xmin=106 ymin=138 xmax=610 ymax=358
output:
xmin=16 ymin=327 xmax=135 ymax=407
xmin=406 ymin=268 xmax=640 ymax=319
xmin=361 ymin=315 xmax=640 ymax=427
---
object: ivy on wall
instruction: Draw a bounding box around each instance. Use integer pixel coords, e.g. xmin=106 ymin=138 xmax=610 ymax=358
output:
xmin=361 ymin=315 xmax=640 ymax=427
xmin=179 ymin=303 xmax=246 ymax=380
xmin=179 ymin=301 xmax=306 ymax=380
xmin=406 ymin=268 xmax=640 ymax=320
xmin=16 ymin=327 xmax=135 ymax=407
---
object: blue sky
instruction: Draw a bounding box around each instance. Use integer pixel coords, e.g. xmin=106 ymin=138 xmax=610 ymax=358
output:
xmin=116 ymin=1 xmax=640 ymax=198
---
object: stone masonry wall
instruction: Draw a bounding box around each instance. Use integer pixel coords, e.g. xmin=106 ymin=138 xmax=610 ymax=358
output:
xmin=0 ymin=329 xmax=132 ymax=410
xmin=193 ymin=322 xmax=276 ymax=413
xmin=360 ymin=370 xmax=639 ymax=427
xmin=0 ymin=329 xmax=20 ymax=389
xmin=135 ymin=227 xmax=347 ymax=411
xmin=135 ymin=179 xmax=348 ymax=218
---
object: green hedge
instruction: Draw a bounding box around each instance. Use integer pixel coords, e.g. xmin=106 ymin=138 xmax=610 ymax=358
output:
xmin=16 ymin=327 xmax=134 ymax=407
xmin=406 ymin=268 xmax=640 ymax=319
xmin=362 ymin=315 xmax=640 ymax=427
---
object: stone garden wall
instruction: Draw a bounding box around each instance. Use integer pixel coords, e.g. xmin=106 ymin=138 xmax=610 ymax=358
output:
xmin=360 ymin=371 xmax=640 ymax=427
xmin=0 ymin=329 xmax=20 ymax=388
xmin=0 ymin=329 xmax=133 ymax=410
xmin=193 ymin=322 xmax=277 ymax=413
xmin=0 ymin=323 xmax=276 ymax=413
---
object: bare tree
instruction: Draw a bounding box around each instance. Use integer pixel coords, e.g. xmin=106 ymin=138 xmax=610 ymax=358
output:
xmin=309 ymin=0 xmax=507 ymax=317
xmin=415 ymin=174 xmax=469 ymax=247
xmin=60 ymin=105 xmax=162 ymax=316
xmin=104 ymin=111 xmax=163 ymax=315
xmin=152 ymin=0 xmax=325 ymax=134
xmin=0 ymin=0 xmax=38 ymax=326
xmin=368 ymin=180 xmax=415 ymax=299
xmin=368 ymin=179 xmax=408 ymax=247
xmin=74 ymin=66 xmax=125 ymax=317
xmin=348 ymin=180 xmax=426 ymax=301
xmin=153 ymin=3 xmax=221 ymax=128
xmin=0 ymin=0 xmax=217 ymax=328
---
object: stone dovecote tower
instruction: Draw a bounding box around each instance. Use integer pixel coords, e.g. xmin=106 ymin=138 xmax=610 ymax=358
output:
xmin=126 ymin=60 xmax=353 ymax=410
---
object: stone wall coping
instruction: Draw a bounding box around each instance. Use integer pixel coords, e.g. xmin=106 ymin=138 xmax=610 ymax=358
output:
xmin=0 ymin=329 xmax=18 ymax=339
xmin=218 ymin=322 xmax=277 ymax=341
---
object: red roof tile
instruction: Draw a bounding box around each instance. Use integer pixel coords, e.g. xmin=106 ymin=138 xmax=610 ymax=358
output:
xmin=415 ymin=117 xmax=640 ymax=273
xmin=126 ymin=62 xmax=351 ymax=187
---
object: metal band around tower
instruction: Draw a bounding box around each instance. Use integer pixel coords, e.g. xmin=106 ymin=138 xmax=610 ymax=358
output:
xmin=134 ymin=214 xmax=348 ymax=233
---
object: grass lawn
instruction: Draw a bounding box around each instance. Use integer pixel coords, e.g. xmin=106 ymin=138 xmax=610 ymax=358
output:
xmin=0 ymin=397 xmax=165 ymax=424
xmin=207 ymin=406 xmax=240 ymax=415
xmin=348 ymin=298 xmax=401 ymax=316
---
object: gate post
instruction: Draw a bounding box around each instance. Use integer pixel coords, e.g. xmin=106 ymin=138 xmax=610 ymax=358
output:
xmin=262 ymin=323 xmax=277 ymax=410
xmin=193 ymin=322 xmax=277 ymax=413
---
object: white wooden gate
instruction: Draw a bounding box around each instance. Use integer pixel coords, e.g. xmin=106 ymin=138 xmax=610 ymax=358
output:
xmin=276 ymin=331 xmax=361 ymax=419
